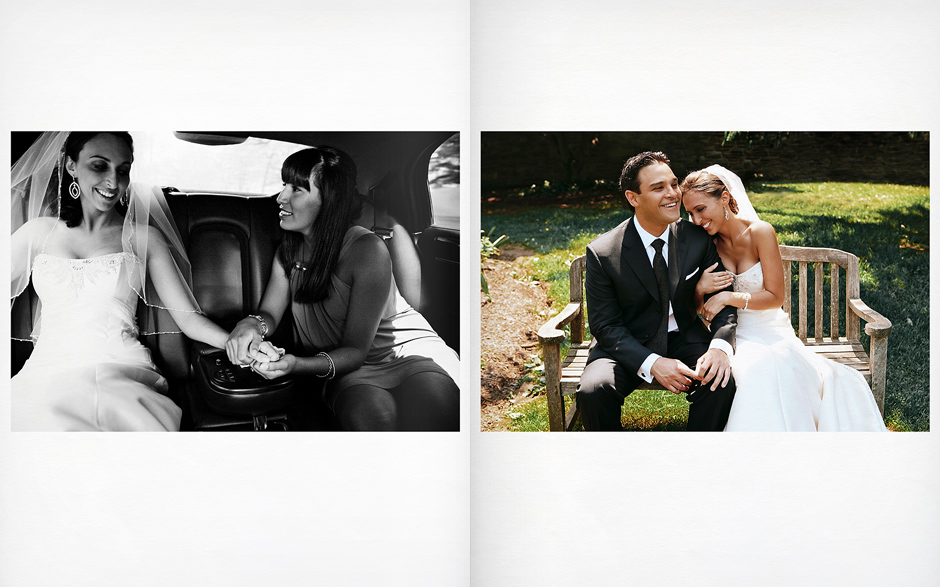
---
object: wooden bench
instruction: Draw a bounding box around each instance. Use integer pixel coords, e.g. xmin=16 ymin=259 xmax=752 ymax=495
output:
xmin=536 ymin=245 xmax=893 ymax=431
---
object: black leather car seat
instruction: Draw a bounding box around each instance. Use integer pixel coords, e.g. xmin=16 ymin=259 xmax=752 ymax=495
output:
xmin=164 ymin=192 xmax=296 ymax=429
xmin=365 ymin=174 xmax=459 ymax=354
xmin=362 ymin=180 xmax=424 ymax=313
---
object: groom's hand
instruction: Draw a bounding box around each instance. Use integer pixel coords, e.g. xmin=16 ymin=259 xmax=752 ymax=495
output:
xmin=651 ymin=358 xmax=699 ymax=394
xmin=695 ymin=349 xmax=732 ymax=391
xmin=696 ymin=263 xmax=734 ymax=297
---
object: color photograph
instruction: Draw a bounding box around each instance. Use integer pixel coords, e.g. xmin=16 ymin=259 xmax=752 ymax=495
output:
xmin=481 ymin=132 xmax=928 ymax=432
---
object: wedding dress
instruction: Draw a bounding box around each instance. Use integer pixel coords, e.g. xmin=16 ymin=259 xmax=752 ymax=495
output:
xmin=11 ymin=133 xmax=200 ymax=432
xmin=11 ymin=252 xmax=181 ymax=431
xmin=724 ymin=262 xmax=887 ymax=431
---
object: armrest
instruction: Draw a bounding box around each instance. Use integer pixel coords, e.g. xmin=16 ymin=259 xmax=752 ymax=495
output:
xmin=192 ymin=347 xmax=296 ymax=417
xmin=193 ymin=340 xmax=225 ymax=356
xmin=537 ymin=302 xmax=583 ymax=345
xmin=848 ymin=298 xmax=892 ymax=338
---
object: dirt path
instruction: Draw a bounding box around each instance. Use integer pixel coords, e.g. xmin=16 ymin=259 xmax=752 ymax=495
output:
xmin=480 ymin=245 xmax=554 ymax=431
xmin=479 ymin=186 xmax=617 ymax=430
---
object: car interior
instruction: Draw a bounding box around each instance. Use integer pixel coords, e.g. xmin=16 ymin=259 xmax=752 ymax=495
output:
xmin=10 ymin=131 xmax=460 ymax=431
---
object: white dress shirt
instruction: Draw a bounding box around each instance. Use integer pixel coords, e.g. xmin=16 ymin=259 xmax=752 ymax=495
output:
xmin=633 ymin=219 xmax=733 ymax=383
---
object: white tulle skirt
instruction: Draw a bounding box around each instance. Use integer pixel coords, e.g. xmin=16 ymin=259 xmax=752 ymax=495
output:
xmin=725 ymin=307 xmax=887 ymax=431
xmin=11 ymin=253 xmax=182 ymax=432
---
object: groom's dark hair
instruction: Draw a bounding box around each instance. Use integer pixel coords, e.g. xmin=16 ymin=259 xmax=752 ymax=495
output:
xmin=619 ymin=151 xmax=670 ymax=211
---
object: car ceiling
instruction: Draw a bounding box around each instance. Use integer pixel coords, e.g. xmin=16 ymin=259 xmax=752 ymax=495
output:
xmin=12 ymin=131 xmax=455 ymax=195
xmin=11 ymin=131 xmax=458 ymax=234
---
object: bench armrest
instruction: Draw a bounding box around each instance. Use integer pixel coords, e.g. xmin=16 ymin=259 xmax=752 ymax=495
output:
xmin=537 ymin=302 xmax=583 ymax=345
xmin=539 ymin=302 xmax=583 ymax=431
xmin=848 ymin=298 xmax=892 ymax=338
xmin=847 ymin=297 xmax=891 ymax=416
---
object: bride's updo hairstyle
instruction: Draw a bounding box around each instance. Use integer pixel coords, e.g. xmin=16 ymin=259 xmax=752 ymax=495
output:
xmin=278 ymin=146 xmax=363 ymax=304
xmin=60 ymin=132 xmax=134 ymax=227
xmin=680 ymin=170 xmax=739 ymax=215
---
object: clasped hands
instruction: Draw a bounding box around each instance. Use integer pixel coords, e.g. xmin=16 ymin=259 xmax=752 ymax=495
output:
xmin=224 ymin=320 xmax=295 ymax=380
xmin=697 ymin=262 xmax=735 ymax=322
xmin=651 ymin=348 xmax=731 ymax=395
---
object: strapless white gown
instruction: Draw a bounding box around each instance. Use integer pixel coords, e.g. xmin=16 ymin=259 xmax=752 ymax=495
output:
xmin=12 ymin=253 xmax=182 ymax=431
xmin=725 ymin=262 xmax=887 ymax=431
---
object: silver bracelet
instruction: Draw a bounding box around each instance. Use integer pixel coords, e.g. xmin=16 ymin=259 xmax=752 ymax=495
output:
xmin=247 ymin=314 xmax=268 ymax=338
xmin=742 ymin=293 xmax=751 ymax=310
xmin=316 ymin=351 xmax=335 ymax=380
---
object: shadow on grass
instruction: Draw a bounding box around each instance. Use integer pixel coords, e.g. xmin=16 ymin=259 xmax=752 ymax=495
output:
xmin=730 ymin=208 xmax=927 ymax=430
xmin=750 ymin=183 xmax=807 ymax=194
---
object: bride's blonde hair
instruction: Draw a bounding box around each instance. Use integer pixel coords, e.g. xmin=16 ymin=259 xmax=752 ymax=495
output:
xmin=680 ymin=170 xmax=738 ymax=214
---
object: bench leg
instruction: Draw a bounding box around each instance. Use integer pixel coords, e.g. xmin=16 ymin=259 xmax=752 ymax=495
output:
xmin=870 ymin=335 xmax=888 ymax=416
xmin=543 ymin=343 xmax=565 ymax=431
xmin=564 ymin=397 xmax=579 ymax=431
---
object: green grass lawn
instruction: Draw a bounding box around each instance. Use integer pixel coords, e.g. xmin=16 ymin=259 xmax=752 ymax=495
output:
xmin=506 ymin=389 xmax=691 ymax=432
xmin=484 ymin=182 xmax=929 ymax=431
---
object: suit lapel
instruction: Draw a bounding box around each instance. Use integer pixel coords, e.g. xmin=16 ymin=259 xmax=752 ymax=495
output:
xmin=668 ymin=222 xmax=681 ymax=300
xmin=621 ymin=218 xmax=660 ymax=301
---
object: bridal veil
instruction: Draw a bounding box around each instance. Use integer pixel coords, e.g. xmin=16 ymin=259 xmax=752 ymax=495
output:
xmin=11 ymin=131 xmax=202 ymax=342
xmin=701 ymin=164 xmax=760 ymax=222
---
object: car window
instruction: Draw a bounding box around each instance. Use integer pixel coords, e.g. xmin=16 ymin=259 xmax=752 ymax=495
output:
xmin=427 ymin=133 xmax=459 ymax=230
xmin=129 ymin=132 xmax=308 ymax=196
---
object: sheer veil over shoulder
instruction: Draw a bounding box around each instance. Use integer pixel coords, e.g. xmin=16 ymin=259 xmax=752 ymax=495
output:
xmin=11 ymin=131 xmax=201 ymax=342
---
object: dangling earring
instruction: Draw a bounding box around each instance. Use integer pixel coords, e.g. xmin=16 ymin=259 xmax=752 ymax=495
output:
xmin=69 ymin=177 xmax=81 ymax=199
xmin=724 ymin=207 xmax=729 ymax=220
xmin=120 ymin=192 xmax=128 ymax=206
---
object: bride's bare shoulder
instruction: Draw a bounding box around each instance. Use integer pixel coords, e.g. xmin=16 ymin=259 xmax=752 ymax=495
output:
xmin=747 ymin=219 xmax=778 ymax=239
xmin=748 ymin=220 xmax=782 ymax=258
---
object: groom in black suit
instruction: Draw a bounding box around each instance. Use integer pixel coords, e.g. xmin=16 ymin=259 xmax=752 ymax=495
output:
xmin=577 ymin=152 xmax=736 ymax=431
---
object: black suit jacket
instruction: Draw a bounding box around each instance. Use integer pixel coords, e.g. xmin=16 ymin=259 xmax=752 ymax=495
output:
xmin=584 ymin=217 xmax=737 ymax=374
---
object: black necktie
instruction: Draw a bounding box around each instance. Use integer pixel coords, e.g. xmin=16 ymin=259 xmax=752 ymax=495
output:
xmin=650 ymin=238 xmax=669 ymax=355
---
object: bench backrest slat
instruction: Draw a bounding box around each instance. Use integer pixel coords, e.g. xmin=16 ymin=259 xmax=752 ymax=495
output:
xmin=779 ymin=245 xmax=861 ymax=343
xmin=799 ymin=261 xmax=807 ymax=342
xmin=846 ymin=255 xmax=861 ymax=340
xmin=783 ymin=253 xmax=792 ymax=325
xmin=569 ymin=256 xmax=586 ymax=344
xmin=830 ymin=263 xmax=841 ymax=342
xmin=815 ymin=262 xmax=825 ymax=342
xmin=798 ymin=261 xmax=808 ymax=340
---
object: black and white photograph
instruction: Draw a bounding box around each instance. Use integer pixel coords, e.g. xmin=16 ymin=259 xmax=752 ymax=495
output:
xmin=11 ymin=131 xmax=460 ymax=432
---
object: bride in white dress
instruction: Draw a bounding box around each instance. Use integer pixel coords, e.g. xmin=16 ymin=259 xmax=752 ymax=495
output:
xmin=11 ymin=132 xmax=234 ymax=431
xmin=680 ymin=165 xmax=887 ymax=431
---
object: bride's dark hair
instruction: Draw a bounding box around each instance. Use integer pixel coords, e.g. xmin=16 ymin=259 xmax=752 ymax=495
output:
xmin=277 ymin=146 xmax=363 ymax=303
xmin=59 ymin=132 xmax=134 ymax=228
xmin=680 ymin=170 xmax=739 ymax=214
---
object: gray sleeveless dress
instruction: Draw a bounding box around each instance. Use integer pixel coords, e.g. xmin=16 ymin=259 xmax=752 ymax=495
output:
xmin=290 ymin=226 xmax=459 ymax=406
